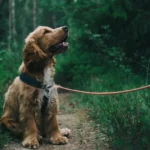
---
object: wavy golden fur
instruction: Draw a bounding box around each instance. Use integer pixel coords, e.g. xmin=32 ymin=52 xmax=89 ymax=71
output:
xmin=1 ymin=26 xmax=70 ymax=149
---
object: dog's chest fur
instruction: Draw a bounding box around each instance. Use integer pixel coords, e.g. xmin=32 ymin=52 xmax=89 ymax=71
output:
xmin=38 ymin=67 xmax=54 ymax=103
xmin=37 ymin=66 xmax=58 ymax=109
xmin=33 ymin=66 xmax=58 ymax=123
xmin=43 ymin=67 xmax=54 ymax=85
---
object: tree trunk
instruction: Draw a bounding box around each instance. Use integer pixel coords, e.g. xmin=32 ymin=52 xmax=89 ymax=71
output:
xmin=12 ymin=0 xmax=16 ymax=37
xmin=0 ymin=0 xmax=3 ymax=5
xmin=8 ymin=0 xmax=16 ymax=51
xmin=8 ymin=0 xmax=12 ymax=51
xmin=33 ymin=0 xmax=37 ymax=29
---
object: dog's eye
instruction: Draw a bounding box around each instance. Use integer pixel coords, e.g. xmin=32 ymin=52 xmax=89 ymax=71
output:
xmin=43 ymin=30 xmax=51 ymax=35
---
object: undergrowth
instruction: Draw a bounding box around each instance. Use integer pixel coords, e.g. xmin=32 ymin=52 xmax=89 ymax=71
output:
xmin=0 ymin=49 xmax=21 ymax=148
xmin=70 ymin=66 xmax=150 ymax=150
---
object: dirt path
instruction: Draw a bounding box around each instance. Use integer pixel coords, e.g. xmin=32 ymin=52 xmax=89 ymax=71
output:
xmin=3 ymin=94 xmax=109 ymax=150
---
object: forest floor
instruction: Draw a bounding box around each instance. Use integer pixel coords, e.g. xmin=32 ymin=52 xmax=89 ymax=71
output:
xmin=3 ymin=93 xmax=110 ymax=150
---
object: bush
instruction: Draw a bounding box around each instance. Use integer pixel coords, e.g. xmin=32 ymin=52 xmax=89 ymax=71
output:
xmin=0 ymin=49 xmax=21 ymax=148
xmin=0 ymin=50 xmax=22 ymax=92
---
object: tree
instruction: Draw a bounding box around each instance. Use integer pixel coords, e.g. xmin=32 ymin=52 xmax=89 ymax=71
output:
xmin=8 ymin=0 xmax=16 ymax=51
xmin=33 ymin=0 xmax=37 ymax=29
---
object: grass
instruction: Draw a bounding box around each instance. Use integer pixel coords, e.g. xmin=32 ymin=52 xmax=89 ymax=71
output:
xmin=70 ymin=66 xmax=150 ymax=150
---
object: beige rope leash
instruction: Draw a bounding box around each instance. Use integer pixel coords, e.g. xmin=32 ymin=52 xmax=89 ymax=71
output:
xmin=55 ymin=85 xmax=150 ymax=95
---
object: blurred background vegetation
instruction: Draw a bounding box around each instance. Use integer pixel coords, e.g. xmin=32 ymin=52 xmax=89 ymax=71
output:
xmin=0 ymin=0 xmax=150 ymax=149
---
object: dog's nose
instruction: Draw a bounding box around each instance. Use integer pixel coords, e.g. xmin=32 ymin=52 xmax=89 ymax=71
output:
xmin=62 ymin=26 xmax=68 ymax=33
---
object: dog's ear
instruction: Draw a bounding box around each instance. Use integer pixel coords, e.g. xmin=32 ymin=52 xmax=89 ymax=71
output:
xmin=24 ymin=42 xmax=47 ymax=59
xmin=23 ymin=37 xmax=48 ymax=73
xmin=24 ymin=30 xmax=48 ymax=57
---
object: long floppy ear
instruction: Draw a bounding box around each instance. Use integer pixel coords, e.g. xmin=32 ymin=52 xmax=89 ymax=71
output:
xmin=23 ymin=41 xmax=48 ymax=73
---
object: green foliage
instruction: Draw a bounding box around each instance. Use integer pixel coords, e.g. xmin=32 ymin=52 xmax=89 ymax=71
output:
xmin=54 ymin=0 xmax=150 ymax=78
xmin=0 ymin=49 xmax=22 ymax=92
xmin=0 ymin=47 xmax=22 ymax=148
xmin=71 ymin=67 xmax=150 ymax=149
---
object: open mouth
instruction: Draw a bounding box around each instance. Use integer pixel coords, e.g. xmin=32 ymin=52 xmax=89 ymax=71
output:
xmin=49 ymin=35 xmax=68 ymax=54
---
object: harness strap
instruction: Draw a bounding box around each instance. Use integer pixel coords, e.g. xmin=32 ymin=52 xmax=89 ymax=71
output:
xmin=41 ymin=95 xmax=49 ymax=115
xmin=41 ymin=85 xmax=53 ymax=115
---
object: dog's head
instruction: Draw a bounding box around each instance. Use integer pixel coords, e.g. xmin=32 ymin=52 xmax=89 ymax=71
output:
xmin=25 ymin=26 xmax=69 ymax=56
xmin=22 ymin=26 xmax=69 ymax=73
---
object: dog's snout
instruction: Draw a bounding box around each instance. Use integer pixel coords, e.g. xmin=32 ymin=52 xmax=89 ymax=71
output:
xmin=62 ymin=26 xmax=68 ymax=33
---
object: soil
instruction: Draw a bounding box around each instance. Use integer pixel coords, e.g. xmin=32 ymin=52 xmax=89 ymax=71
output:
xmin=3 ymin=93 xmax=110 ymax=150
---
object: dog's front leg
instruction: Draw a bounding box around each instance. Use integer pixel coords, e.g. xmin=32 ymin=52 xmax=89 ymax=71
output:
xmin=47 ymin=114 xmax=68 ymax=145
xmin=22 ymin=113 xmax=39 ymax=149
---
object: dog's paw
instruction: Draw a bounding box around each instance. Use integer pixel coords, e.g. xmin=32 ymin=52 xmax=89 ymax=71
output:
xmin=50 ymin=135 xmax=68 ymax=145
xmin=22 ymin=136 xmax=39 ymax=149
xmin=60 ymin=128 xmax=71 ymax=137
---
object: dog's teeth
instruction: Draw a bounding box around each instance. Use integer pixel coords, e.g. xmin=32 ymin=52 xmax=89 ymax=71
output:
xmin=63 ymin=42 xmax=68 ymax=46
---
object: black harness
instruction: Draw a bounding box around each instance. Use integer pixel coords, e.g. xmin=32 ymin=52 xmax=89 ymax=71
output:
xmin=20 ymin=73 xmax=53 ymax=115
